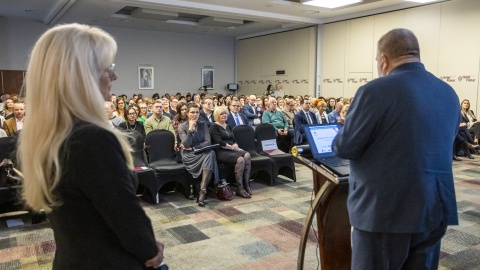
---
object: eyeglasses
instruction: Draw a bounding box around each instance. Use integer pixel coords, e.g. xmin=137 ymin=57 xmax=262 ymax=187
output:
xmin=231 ymin=105 xmax=240 ymax=107
xmin=128 ymin=112 xmax=137 ymax=116
xmin=105 ymin=63 xmax=115 ymax=78
xmin=189 ymin=111 xmax=199 ymax=114
xmin=154 ymin=106 xmax=162 ymax=109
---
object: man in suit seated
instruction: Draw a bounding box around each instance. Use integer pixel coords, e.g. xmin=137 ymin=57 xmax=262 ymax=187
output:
xmin=241 ymin=95 xmax=260 ymax=127
xmin=3 ymin=101 xmax=25 ymax=137
xmin=293 ymin=99 xmax=318 ymax=145
xmin=327 ymin=102 xmax=343 ymax=123
xmin=199 ymin=97 xmax=214 ymax=127
xmin=144 ymin=100 xmax=176 ymax=144
xmin=226 ymin=98 xmax=248 ymax=128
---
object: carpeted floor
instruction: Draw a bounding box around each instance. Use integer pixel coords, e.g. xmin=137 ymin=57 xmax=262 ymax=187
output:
xmin=0 ymin=156 xmax=479 ymax=269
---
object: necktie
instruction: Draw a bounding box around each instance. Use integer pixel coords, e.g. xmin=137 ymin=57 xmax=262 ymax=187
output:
xmin=235 ymin=114 xmax=241 ymax=125
xmin=306 ymin=112 xmax=312 ymax=124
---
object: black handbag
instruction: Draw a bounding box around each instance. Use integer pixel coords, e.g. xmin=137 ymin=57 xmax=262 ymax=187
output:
xmin=0 ymin=159 xmax=22 ymax=187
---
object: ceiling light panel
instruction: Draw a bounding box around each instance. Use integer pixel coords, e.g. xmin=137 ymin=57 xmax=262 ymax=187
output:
xmin=302 ymin=0 xmax=363 ymax=9
xmin=131 ymin=8 xmax=178 ymax=21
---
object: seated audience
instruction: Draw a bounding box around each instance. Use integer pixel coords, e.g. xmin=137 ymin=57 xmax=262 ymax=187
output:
xmin=226 ymin=98 xmax=248 ymax=128
xmin=293 ymin=99 xmax=318 ymax=145
xmin=241 ymin=95 xmax=260 ymax=127
xmin=144 ymin=100 xmax=175 ymax=142
xmin=105 ymin=101 xmax=124 ymax=127
xmin=162 ymin=97 xmax=175 ymax=119
xmin=461 ymin=99 xmax=480 ymax=142
xmin=282 ymin=99 xmax=297 ymax=129
xmin=327 ymin=102 xmax=344 ymax=123
xmin=209 ymin=106 xmax=252 ymax=198
xmin=314 ymin=100 xmax=329 ymax=123
xmin=262 ymin=97 xmax=293 ymax=152
xmin=277 ymin=98 xmax=285 ymax=111
xmin=172 ymin=102 xmax=188 ymax=136
xmin=137 ymin=102 xmax=148 ymax=123
xmin=170 ymin=98 xmax=178 ymax=113
xmin=118 ymin=107 xmax=145 ymax=136
xmin=178 ymin=103 xmax=220 ymax=207
xmin=3 ymin=101 xmax=25 ymax=137
xmin=326 ymin=97 xmax=336 ymax=114
xmin=115 ymin=98 xmax=126 ymax=121
xmin=339 ymin=104 xmax=350 ymax=124
xmin=199 ymin=97 xmax=214 ymax=126
xmin=1 ymin=98 xmax=14 ymax=119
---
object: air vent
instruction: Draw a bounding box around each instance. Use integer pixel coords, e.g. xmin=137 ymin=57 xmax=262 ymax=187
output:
xmin=198 ymin=17 xmax=244 ymax=28
xmin=131 ymin=8 xmax=178 ymax=21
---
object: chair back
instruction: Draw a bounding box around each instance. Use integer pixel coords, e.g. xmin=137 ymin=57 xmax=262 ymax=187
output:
xmin=232 ymin=125 xmax=256 ymax=153
xmin=145 ymin=130 xmax=176 ymax=162
xmin=254 ymin=123 xmax=277 ymax=152
xmin=0 ymin=137 xmax=17 ymax=161
xmin=123 ymin=130 xmax=147 ymax=167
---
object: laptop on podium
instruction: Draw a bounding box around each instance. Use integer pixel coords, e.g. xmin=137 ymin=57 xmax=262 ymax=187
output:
xmin=304 ymin=123 xmax=350 ymax=177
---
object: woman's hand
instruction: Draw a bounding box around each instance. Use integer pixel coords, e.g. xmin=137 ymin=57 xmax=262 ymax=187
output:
xmin=460 ymin=122 xmax=467 ymax=127
xmin=188 ymin=120 xmax=197 ymax=131
xmin=145 ymin=241 xmax=165 ymax=268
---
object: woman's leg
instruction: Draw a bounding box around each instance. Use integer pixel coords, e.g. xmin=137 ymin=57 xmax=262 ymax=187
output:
xmin=234 ymin=156 xmax=250 ymax=198
xmin=242 ymin=152 xmax=252 ymax=195
xmin=198 ymin=169 xmax=212 ymax=206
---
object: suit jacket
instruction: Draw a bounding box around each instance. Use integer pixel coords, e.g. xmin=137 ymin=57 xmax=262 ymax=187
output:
xmin=199 ymin=110 xmax=214 ymax=127
xmin=333 ymin=62 xmax=460 ymax=233
xmin=293 ymin=110 xmax=318 ymax=145
xmin=49 ymin=122 xmax=157 ymax=269
xmin=226 ymin=112 xmax=248 ymax=128
xmin=3 ymin=117 xmax=17 ymax=137
xmin=241 ymin=103 xmax=258 ymax=126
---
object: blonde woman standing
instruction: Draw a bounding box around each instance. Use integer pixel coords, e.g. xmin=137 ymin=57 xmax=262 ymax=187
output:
xmin=18 ymin=24 xmax=164 ymax=269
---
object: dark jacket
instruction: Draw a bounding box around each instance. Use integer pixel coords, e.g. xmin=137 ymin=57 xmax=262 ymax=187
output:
xmin=333 ymin=62 xmax=460 ymax=233
xmin=49 ymin=122 xmax=157 ymax=269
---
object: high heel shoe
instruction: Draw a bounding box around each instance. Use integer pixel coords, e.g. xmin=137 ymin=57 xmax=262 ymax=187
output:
xmin=197 ymin=189 xmax=206 ymax=207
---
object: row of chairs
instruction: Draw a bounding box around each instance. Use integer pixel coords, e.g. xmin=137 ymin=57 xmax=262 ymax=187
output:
xmin=129 ymin=123 xmax=297 ymax=204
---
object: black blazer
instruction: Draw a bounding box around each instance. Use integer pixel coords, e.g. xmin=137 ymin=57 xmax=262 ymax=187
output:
xmin=199 ymin=110 xmax=214 ymax=127
xmin=49 ymin=122 xmax=157 ymax=269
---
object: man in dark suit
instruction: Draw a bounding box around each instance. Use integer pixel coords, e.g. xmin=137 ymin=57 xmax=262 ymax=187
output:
xmin=226 ymin=98 xmax=248 ymax=128
xmin=241 ymin=94 xmax=260 ymax=126
xmin=199 ymin=97 xmax=214 ymax=127
xmin=293 ymin=99 xmax=317 ymax=145
xmin=333 ymin=29 xmax=459 ymax=269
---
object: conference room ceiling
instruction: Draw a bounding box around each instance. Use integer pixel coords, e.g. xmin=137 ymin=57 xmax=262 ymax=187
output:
xmin=0 ymin=0 xmax=447 ymax=38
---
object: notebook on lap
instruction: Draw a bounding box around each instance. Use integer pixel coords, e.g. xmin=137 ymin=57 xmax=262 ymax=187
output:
xmin=304 ymin=123 xmax=350 ymax=177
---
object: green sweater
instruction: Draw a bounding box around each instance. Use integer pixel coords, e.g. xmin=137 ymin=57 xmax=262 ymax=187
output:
xmin=262 ymin=110 xmax=288 ymax=131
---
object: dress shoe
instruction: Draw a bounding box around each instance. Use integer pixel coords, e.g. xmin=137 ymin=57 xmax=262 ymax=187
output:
xmin=235 ymin=189 xmax=251 ymax=199
xmin=453 ymin=156 xmax=462 ymax=161
xmin=466 ymin=153 xmax=475 ymax=159
xmin=467 ymin=143 xmax=480 ymax=149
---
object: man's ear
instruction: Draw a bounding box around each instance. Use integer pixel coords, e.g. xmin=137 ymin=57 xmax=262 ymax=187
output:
xmin=380 ymin=53 xmax=389 ymax=75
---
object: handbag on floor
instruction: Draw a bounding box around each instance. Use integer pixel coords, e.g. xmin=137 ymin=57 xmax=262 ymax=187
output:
xmin=216 ymin=182 xmax=233 ymax=201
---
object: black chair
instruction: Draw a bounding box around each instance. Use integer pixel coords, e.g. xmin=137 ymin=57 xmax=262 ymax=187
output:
xmin=145 ymin=130 xmax=190 ymax=199
xmin=254 ymin=123 xmax=297 ymax=183
xmin=123 ymin=130 xmax=159 ymax=204
xmin=232 ymin=125 xmax=274 ymax=186
xmin=0 ymin=137 xmax=22 ymax=211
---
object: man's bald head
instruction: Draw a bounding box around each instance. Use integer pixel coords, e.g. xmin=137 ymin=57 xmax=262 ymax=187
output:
xmin=378 ymin=28 xmax=420 ymax=60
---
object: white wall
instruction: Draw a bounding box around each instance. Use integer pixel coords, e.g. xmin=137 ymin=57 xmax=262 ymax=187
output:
xmin=237 ymin=27 xmax=317 ymax=97
xmin=321 ymin=0 xmax=480 ymax=115
xmin=0 ymin=17 xmax=235 ymax=98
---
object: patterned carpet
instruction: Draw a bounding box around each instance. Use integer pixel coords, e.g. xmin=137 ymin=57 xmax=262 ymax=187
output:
xmin=0 ymin=156 xmax=479 ymax=269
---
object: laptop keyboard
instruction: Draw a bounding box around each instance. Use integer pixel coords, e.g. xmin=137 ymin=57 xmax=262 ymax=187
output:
xmin=321 ymin=156 xmax=350 ymax=167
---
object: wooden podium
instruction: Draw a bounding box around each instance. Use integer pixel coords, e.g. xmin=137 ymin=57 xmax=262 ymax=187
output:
xmin=295 ymin=156 xmax=351 ymax=270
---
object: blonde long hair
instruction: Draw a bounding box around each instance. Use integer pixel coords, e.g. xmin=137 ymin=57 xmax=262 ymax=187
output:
xmin=19 ymin=24 xmax=133 ymax=212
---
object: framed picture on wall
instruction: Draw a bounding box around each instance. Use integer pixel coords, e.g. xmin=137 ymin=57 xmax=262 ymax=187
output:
xmin=201 ymin=68 xmax=214 ymax=90
xmin=138 ymin=67 xmax=154 ymax=89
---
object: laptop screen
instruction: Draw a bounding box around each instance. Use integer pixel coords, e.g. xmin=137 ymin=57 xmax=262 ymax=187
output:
xmin=304 ymin=123 xmax=343 ymax=159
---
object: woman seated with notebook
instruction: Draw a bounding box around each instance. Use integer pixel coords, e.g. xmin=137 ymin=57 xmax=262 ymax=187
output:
xmin=209 ymin=106 xmax=252 ymax=199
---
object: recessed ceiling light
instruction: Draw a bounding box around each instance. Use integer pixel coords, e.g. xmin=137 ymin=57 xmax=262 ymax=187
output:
xmin=404 ymin=0 xmax=438 ymax=3
xmin=302 ymin=0 xmax=362 ymax=9
xmin=302 ymin=10 xmax=320 ymax=14
xmin=25 ymin=9 xmax=42 ymax=13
